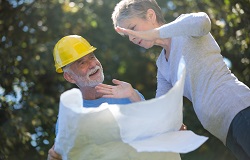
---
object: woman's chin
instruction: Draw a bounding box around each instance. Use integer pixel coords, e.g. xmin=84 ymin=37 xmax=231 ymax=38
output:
xmin=143 ymin=45 xmax=153 ymax=49
xmin=142 ymin=43 xmax=154 ymax=49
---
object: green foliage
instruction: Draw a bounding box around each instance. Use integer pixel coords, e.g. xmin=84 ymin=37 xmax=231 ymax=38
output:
xmin=0 ymin=0 xmax=249 ymax=159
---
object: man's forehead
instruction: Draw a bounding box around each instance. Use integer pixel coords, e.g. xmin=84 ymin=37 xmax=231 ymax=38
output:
xmin=75 ymin=52 xmax=94 ymax=62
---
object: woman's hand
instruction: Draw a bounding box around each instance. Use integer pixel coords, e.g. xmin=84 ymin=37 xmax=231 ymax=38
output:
xmin=115 ymin=26 xmax=160 ymax=41
xmin=95 ymin=79 xmax=142 ymax=102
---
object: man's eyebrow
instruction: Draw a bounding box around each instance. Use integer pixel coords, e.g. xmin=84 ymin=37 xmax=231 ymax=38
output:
xmin=76 ymin=57 xmax=84 ymax=63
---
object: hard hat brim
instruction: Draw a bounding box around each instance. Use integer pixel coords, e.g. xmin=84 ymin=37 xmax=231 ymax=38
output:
xmin=55 ymin=46 xmax=97 ymax=73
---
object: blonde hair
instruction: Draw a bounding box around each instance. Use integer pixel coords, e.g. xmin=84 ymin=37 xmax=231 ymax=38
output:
xmin=112 ymin=0 xmax=165 ymax=28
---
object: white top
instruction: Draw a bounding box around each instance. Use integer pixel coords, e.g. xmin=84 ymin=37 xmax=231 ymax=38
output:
xmin=156 ymin=12 xmax=250 ymax=144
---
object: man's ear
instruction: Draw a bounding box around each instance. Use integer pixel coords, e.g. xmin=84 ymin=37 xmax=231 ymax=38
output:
xmin=146 ymin=9 xmax=157 ymax=23
xmin=63 ymin=72 xmax=76 ymax=84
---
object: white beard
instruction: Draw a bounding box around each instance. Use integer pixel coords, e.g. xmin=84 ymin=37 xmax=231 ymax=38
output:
xmin=76 ymin=66 xmax=104 ymax=88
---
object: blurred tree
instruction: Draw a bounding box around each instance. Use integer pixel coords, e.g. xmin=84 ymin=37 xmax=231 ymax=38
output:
xmin=0 ymin=0 xmax=249 ymax=159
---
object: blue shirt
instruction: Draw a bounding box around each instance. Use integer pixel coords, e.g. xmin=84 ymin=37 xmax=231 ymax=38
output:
xmin=83 ymin=98 xmax=132 ymax=107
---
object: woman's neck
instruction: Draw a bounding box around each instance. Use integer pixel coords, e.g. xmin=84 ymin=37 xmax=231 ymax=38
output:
xmin=155 ymin=38 xmax=171 ymax=61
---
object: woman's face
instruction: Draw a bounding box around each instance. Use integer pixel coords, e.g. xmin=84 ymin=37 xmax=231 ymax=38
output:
xmin=119 ymin=17 xmax=156 ymax=49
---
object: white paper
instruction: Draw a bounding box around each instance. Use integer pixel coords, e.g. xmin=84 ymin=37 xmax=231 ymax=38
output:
xmin=54 ymin=57 xmax=208 ymax=159
xmin=108 ymin=66 xmax=184 ymax=143
xmin=129 ymin=131 xmax=208 ymax=153
xmin=54 ymin=89 xmax=181 ymax=160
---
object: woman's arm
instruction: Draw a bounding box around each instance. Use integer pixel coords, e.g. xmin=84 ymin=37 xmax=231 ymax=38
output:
xmin=159 ymin=12 xmax=211 ymax=38
xmin=156 ymin=71 xmax=173 ymax=98
xmin=115 ymin=12 xmax=211 ymax=41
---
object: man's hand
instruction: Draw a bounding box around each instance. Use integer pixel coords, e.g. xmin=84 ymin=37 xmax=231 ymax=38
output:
xmin=47 ymin=144 xmax=62 ymax=160
xmin=95 ymin=79 xmax=142 ymax=102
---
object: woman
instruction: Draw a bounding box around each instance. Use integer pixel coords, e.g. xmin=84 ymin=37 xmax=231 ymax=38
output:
xmin=109 ymin=0 xmax=250 ymax=159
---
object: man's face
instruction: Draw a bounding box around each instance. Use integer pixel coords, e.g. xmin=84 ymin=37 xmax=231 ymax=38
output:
xmin=68 ymin=53 xmax=104 ymax=87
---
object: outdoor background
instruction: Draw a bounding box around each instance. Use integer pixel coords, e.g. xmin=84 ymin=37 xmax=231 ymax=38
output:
xmin=1 ymin=0 xmax=249 ymax=159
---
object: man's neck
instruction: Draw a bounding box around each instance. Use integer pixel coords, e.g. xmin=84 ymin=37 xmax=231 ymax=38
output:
xmin=79 ymin=86 xmax=103 ymax=100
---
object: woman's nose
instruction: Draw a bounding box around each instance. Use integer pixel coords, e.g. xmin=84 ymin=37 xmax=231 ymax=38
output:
xmin=129 ymin=35 xmax=136 ymax=42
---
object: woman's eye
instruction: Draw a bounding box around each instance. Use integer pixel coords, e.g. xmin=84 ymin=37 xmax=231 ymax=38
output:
xmin=130 ymin=26 xmax=135 ymax=30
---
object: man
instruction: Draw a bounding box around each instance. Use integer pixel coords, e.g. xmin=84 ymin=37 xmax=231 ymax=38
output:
xmin=48 ymin=35 xmax=181 ymax=160
xmin=53 ymin=35 xmax=143 ymax=104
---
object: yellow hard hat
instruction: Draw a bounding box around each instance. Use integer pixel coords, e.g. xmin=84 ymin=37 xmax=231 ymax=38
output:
xmin=53 ymin=35 xmax=97 ymax=73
